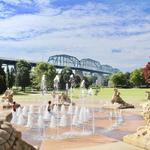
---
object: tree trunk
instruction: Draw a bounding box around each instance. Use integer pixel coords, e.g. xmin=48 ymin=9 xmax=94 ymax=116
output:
xmin=21 ymin=86 xmax=26 ymax=92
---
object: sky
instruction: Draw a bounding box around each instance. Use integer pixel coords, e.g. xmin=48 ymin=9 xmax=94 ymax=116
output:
xmin=0 ymin=0 xmax=150 ymax=72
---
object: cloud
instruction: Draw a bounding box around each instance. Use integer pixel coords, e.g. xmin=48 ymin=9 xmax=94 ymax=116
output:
xmin=112 ymin=49 xmax=122 ymax=53
xmin=0 ymin=0 xmax=150 ymax=71
xmin=1 ymin=0 xmax=34 ymax=5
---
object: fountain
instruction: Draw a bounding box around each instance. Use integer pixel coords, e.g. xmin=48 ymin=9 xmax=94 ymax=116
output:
xmin=43 ymin=110 xmax=51 ymax=121
xmin=11 ymin=111 xmax=17 ymax=124
xmin=72 ymin=114 xmax=79 ymax=126
xmin=37 ymin=115 xmax=46 ymax=139
xmin=60 ymin=115 xmax=67 ymax=127
xmin=72 ymin=106 xmax=79 ymax=126
xmin=80 ymin=80 xmax=89 ymax=134
xmin=54 ymin=75 xmax=60 ymax=91
xmin=67 ymin=104 xmax=74 ymax=115
xmin=85 ymin=87 xmax=95 ymax=134
xmin=60 ymin=104 xmax=66 ymax=114
xmin=26 ymin=114 xmax=34 ymax=128
xmin=109 ymin=111 xmax=113 ymax=120
xmin=41 ymin=74 xmax=47 ymax=95
xmin=11 ymin=92 xmax=126 ymax=142
xmin=16 ymin=107 xmax=22 ymax=116
xmin=38 ymin=115 xmax=45 ymax=128
xmin=78 ymin=107 xmax=85 ymax=124
xmin=17 ymin=113 xmax=26 ymax=125
xmin=74 ymin=106 xmax=79 ymax=115
xmin=117 ymin=110 xmax=124 ymax=124
xmin=50 ymin=115 xmax=56 ymax=128
xmin=38 ymin=105 xmax=44 ymax=114
xmin=53 ymin=104 xmax=58 ymax=113
xmin=11 ymin=70 xmax=127 ymax=143
xmin=22 ymin=106 xmax=29 ymax=116
xmin=52 ymin=74 xmax=60 ymax=138
xmin=69 ymin=75 xmax=75 ymax=130
xmin=29 ymin=105 xmax=34 ymax=114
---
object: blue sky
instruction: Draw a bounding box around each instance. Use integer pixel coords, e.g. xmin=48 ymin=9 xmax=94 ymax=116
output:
xmin=0 ymin=0 xmax=150 ymax=72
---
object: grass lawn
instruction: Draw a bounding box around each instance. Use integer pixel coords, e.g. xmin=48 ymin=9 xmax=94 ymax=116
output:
xmin=71 ymin=88 xmax=148 ymax=103
xmin=97 ymin=88 xmax=148 ymax=103
xmin=1 ymin=88 xmax=148 ymax=104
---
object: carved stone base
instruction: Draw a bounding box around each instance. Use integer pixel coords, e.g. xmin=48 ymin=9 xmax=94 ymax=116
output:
xmin=123 ymin=101 xmax=150 ymax=149
xmin=123 ymin=133 xmax=150 ymax=150
xmin=118 ymin=104 xmax=134 ymax=109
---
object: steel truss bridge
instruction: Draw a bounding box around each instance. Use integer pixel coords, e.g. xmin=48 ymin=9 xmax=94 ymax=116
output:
xmin=48 ymin=54 xmax=119 ymax=74
xmin=0 ymin=55 xmax=119 ymax=74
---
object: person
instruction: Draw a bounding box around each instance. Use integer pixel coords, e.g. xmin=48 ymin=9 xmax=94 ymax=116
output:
xmin=47 ymin=101 xmax=52 ymax=112
xmin=12 ymin=101 xmax=17 ymax=112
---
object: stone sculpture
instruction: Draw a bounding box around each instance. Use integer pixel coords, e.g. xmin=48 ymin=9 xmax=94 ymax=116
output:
xmin=124 ymin=101 xmax=150 ymax=149
xmin=111 ymin=88 xmax=134 ymax=109
xmin=1 ymin=89 xmax=20 ymax=109
xmin=0 ymin=120 xmax=36 ymax=150
xmin=146 ymin=91 xmax=150 ymax=101
xmin=1 ymin=89 xmax=14 ymax=104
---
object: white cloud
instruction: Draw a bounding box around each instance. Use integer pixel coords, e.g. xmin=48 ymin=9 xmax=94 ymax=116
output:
xmin=0 ymin=1 xmax=150 ymax=71
xmin=1 ymin=0 xmax=33 ymax=5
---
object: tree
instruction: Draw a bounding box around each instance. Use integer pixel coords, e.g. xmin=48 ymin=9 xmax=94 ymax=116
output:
xmin=0 ymin=62 xmax=7 ymax=94
xmin=82 ymin=76 xmax=91 ymax=89
xmin=59 ymin=67 xmax=73 ymax=89
xmin=103 ymin=75 xmax=110 ymax=86
xmin=124 ymin=72 xmax=132 ymax=87
xmin=15 ymin=60 xmax=31 ymax=91
xmin=5 ymin=66 xmax=15 ymax=89
xmin=6 ymin=66 xmax=10 ymax=88
xmin=74 ymin=75 xmax=81 ymax=88
xmin=9 ymin=68 xmax=16 ymax=88
xmin=32 ymin=62 xmax=56 ymax=90
xmin=130 ymin=69 xmax=146 ymax=87
xmin=110 ymin=72 xmax=129 ymax=87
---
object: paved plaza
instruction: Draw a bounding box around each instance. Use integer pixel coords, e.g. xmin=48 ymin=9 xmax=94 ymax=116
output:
xmin=12 ymin=101 xmax=145 ymax=150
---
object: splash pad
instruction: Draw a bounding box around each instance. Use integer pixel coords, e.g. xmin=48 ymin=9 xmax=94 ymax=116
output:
xmin=11 ymin=75 xmax=124 ymax=143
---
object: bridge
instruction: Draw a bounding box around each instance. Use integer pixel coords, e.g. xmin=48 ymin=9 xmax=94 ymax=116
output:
xmin=0 ymin=55 xmax=119 ymax=74
xmin=48 ymin=54 xmax=119 ymax=74
xmin=0 ymin=57 xmax=37 ymax=67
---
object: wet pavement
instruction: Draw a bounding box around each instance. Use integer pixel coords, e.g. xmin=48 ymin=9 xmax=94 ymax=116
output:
xmin=13 ymin=106 xmax=145 ymax=150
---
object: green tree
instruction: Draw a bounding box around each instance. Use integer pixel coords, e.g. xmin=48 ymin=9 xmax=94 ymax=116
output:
xmin=103 ymin=75 xmax=110 ymax=86
xmin=5 ymin=66 xmax=15 ymax=89
xmin=32 ymin=62 xmax=56 ymax=90
xmin=74 ymin=75 xmax=81 ymax=88
xmin=110 ymin=72 xmax=128 ymax=87
xmin=0 ymin=62 xmax=7 ymax=94
xmin=82 ymin=76 xmax=92 ymax=89
xmin=9 ymin=68 xmax=16 ymax=88
xmin=6 ymin=66 xmax=10 ymax=88
xmin=130 ymin=69 xmax=146 ymax=87
xmin=59 ymin=67 xmax=73 ymax=89
xmin=124 ymin=72 xmax=132 ymax=87
xmin=15 ymin=60 xmax=31 ymax=91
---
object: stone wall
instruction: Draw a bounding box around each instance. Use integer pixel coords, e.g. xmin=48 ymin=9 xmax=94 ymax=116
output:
xmin=123 ymin=102 xmax=150 ymax=149
xmin=0 ymin=110 xmax=37 ymax=150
